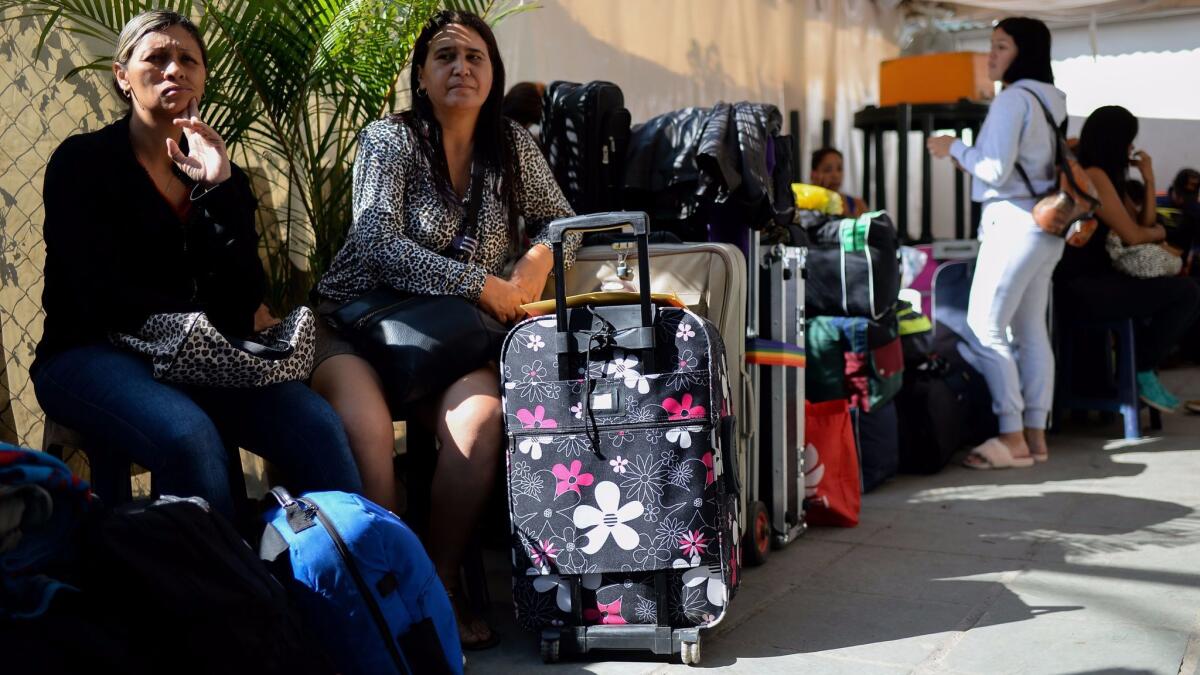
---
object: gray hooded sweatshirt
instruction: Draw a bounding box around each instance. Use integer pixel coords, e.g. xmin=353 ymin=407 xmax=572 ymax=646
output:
xmin=950 ymin=79 xmax=1068 ymax=204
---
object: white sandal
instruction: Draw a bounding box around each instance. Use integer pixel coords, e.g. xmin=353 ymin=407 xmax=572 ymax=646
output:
xmin=962 ymin=438 xmax=1035 ymax=470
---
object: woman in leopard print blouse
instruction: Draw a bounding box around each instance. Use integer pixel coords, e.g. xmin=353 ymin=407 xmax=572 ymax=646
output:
xmin=311 ymin=10 xmax=578 ymax=649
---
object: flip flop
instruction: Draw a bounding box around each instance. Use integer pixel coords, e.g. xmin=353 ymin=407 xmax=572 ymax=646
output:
xmin=962 ymin=438 xmax=1035 ymax=470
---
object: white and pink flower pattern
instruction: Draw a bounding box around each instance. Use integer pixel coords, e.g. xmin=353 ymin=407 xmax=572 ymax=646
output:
xmin=502 ymin=307 xmax=738 ymax=632
xmin=573 ymin=481 xmax=644 ymax=554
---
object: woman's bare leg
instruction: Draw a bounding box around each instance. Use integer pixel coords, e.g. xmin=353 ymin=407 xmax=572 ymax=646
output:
xmin=426 ymin=365 xmax=504 ymax=646
xmin=311 ymin=354 xmax=399 ymax=511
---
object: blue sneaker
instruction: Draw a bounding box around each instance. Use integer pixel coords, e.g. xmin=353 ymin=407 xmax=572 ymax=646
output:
xmin=1137 ymin=371 xmax=1180 ymax=413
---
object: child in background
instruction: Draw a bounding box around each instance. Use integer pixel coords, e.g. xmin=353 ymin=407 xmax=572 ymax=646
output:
xmin=810 ymin=147 xmax=868 ymax=217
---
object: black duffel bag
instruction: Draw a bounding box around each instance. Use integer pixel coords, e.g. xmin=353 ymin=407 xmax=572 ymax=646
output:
xmin=804 ymin=210 xmax=900 ymax=321
xmin=896 ymin=355 xmax=970 ymax=474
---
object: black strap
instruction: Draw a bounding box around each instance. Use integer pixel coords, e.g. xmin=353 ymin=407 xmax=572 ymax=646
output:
xmin=1013 ymin=86 xmax=1100 ymax=211
xmin=1013 ymin=161 xmax=1040 ymax=200
xmin=451 ymin=159 xmax=487 ymax=264
xmin=1011 ymin=86 xmax=1064 ymax=200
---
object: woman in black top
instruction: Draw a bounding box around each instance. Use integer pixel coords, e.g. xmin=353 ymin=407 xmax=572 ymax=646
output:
xmin=32 ymin=10 xmax=362 ymax=516
xmin=1054 ymin=106 xmax=1200 ymax=412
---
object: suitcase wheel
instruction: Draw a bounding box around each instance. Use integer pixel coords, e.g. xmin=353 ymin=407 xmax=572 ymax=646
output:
xmin=743 ymin=500 xmax=771 ymax=566
xmin=540 ymin=637 xmax=560 ymax=664
xmin=681 ymin=639 xmax=701 ymax=666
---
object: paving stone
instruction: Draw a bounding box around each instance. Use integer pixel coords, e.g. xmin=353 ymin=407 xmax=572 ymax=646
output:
xmin=810 ymin=544 xmax=1019 ymax=608
xmin=712 ymin=586 xmax=973 ymax=667
xmin=937 ymin=612 xmax=1190 ymax=675
xmin=1001 ymin=563 xmax=1200 ymax=633
xmin=467 ymin=368 xmax=1200 ymax=673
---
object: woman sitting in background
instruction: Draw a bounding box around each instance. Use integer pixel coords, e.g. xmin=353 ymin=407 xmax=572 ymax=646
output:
xmin=810 ymin=147 xmax=868 ymax=216
xmin=1054 ymin=105 xmax=1200 ymax=412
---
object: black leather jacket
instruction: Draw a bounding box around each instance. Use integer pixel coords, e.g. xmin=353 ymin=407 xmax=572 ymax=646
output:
xmin=624 ymin=102 xmax=792 ymax=229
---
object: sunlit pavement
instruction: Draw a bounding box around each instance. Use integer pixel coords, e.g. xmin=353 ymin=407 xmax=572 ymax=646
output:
xmin=468 ymin=367 xmax=1200 ymax=674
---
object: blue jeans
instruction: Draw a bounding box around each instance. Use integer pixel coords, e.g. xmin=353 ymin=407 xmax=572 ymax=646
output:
xmin=33 ymin=344 xmax=364 ymax=516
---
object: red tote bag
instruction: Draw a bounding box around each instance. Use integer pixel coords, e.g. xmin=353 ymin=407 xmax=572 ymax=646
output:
xmin=803 ymin=399 xmax=861 ymax=527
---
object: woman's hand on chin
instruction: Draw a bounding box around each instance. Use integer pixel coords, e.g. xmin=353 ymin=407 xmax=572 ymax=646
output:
xmin=168 ymin=99 xmax=231 ymax=187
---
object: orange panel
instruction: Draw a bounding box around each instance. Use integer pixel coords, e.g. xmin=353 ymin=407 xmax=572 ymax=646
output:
xmin=880 ymin=52 xmax=994 ymax=107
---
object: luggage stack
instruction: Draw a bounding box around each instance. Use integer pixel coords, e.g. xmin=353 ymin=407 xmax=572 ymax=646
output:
xmin=542 ymin=82 xmax=804 ymax=566
xmin=800 ymin=208 xmax=904 ymax=496
xmin=505 ymin=213 xmax=740 ymax=665
xmin=895 ymin=253 xmax=998 ymax=475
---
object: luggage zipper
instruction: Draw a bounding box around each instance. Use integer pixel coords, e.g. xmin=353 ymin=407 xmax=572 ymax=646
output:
xmin=299 ymin=497 xmax=411 ymax=675
xmin=511 ymin=419 xmax=715 ymax=437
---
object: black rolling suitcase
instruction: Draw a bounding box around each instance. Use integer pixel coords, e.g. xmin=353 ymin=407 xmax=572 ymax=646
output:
xmin=541 ymin=81 xmax=632 ymax=214
xmin=502 ymin=212 xmax=740 ymax=666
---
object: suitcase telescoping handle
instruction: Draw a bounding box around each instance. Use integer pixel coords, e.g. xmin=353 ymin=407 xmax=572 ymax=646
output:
xmin=545 ymin=211 xmax=654 ymax=335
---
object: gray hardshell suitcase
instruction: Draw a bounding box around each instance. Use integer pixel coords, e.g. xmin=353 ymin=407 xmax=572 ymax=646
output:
xmin=744 ymin=239 xmax=806 ymax=564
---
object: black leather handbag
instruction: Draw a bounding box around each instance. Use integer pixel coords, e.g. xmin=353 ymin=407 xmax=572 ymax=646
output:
xmin=327 ymin=290 xmax=506 ymax=405
xmin=327 ymin=160 xmax=508 ymax=405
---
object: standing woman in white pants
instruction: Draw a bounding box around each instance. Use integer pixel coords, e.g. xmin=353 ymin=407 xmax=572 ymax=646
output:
xmin=927 ymin=17 xmax=1066 ymax=468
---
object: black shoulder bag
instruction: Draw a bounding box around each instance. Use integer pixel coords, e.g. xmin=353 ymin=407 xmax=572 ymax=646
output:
xmin=327 ymin=160 xmax=508 ymax=407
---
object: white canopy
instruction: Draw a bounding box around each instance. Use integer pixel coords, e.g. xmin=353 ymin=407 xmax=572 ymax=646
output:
xmin=908 ymin=0 xmax=1200 ymax=23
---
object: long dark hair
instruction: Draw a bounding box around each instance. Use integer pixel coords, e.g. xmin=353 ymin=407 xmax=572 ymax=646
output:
xmin=394 ymin=10 xmax=522 ymax=248
xmin=1076 ymin=105 xmax=1138 ymax=201
xmin=996 ymin=17 xmax=1054 ymax=85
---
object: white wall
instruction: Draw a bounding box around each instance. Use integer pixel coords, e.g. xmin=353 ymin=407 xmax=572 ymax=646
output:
xmin=869 ymin=11 xmax=1200 ymax=241
xmin=495 ymin=0 xmax=901 ymax=194
xmin=959 ymin=13 xmax=1200 ymax=198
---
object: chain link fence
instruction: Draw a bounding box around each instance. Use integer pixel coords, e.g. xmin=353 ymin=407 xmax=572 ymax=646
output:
xmin=0 ymin=14 xmax=124 ymax=449
xmin=0 ymin=15 xmax=313 ymax=494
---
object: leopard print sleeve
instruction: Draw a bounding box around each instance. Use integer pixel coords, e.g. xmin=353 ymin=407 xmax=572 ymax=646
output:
xmin=509 ymin=121 xmax=582 ymax=268
xmin=350 ymin=121 xmax=488 ymax=300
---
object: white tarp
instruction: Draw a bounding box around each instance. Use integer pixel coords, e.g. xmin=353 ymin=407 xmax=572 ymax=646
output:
xmin=919 ymin=0 xmax=1200 ymax=21
xmin=495 ymin=0 xmax=902 ymax=188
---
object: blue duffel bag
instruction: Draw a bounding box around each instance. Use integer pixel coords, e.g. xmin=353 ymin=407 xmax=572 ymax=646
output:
xmin=260 ymin=488 xmax=462 ymax=675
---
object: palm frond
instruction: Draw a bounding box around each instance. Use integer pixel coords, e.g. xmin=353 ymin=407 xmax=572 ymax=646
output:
xmin=2 ymin=0 xmax=536 ymax=310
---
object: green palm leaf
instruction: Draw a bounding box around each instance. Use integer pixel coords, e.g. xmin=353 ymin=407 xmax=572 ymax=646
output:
xmin=3 ymin=0 xmax=533 ymax=310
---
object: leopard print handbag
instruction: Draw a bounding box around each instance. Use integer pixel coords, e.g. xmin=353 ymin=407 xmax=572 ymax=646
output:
xmin=111 ymin=306 xmax=316 ymax=388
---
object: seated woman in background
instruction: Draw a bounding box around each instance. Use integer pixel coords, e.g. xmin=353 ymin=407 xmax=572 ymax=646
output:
xmin=310 ymin=10 xmax=578 ymax=649
xmin=1054 ymin=105 xmax=1200 ymax=412
xmin=810 ymin=147 xmax=868 ymax=216
xmin=32 ymin=10 xmax=363 ymax=518
xmin=1124 ymin=178 xmax=1186 ymax=258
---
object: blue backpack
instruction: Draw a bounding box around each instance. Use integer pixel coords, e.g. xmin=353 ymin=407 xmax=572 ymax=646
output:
xmin=260 ymin=488 xmax=462 ymax=675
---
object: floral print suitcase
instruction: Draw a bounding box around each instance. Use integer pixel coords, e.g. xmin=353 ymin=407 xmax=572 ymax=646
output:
xmin=501 ymin=213 xmax=740 ymax=665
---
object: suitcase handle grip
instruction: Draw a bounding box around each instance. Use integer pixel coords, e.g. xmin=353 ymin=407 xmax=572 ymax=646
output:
xmin=543 ymin=211 xmax=648 ymax=243
xmin=549 ymin=212 xmax=654 ymax=337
